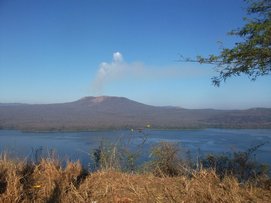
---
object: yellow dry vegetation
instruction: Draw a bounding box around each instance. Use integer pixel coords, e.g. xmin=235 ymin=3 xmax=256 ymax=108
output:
xmin=0 ymin=154 xmax=270 ymax=203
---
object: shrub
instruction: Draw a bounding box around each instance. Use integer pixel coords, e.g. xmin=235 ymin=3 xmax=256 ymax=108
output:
xmin=92 ymin=141 xmax=120 ymax=170
xmin=91 ymin=130 xmax=148 ymax=172
xmin=147 ymin=142 xmax=191 ymax=177
xmin=201 ymin=142 xmax=270 ymax=182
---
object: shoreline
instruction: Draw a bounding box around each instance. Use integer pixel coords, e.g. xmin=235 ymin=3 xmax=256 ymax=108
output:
xmin=1 ymin=126 xmax=271 ymax=133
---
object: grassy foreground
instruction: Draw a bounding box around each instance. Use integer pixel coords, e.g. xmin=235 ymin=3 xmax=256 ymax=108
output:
xmin=0 ymin=155 xmax=270 ymax=203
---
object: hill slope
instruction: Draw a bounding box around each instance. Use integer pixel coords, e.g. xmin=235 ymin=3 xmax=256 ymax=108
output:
xmin=0 ymin=96 xmax=270 ymax=131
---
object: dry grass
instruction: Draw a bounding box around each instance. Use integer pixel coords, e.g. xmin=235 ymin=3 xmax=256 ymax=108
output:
xmin=0 ymin=155 xmax=270 ymax=203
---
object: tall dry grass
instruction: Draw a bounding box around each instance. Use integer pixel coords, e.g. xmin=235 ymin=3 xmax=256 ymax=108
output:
xmin=0 ymin=153 xmax=270 ymax=203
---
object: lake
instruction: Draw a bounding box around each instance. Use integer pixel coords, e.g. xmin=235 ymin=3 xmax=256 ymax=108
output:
xmin=0 ymin=129 xmax=271 ymax=169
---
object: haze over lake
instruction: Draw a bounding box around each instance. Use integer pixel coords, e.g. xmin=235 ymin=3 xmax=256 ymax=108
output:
xmin=1 ymin=129 xmax=270 ymax=168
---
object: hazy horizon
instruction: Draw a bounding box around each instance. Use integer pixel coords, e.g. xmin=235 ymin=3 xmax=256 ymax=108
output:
xmin=1 ymin=95 xmax=270 ymax=110
xmin=1 ymin=0 xmax=270 ymax=109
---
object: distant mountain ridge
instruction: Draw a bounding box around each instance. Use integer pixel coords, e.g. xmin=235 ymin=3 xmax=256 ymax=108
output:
xmin=0 ymin=96 xmax=270 ymax=131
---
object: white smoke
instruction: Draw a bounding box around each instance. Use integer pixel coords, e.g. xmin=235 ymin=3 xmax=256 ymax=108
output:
xmin=91 ymin=52 xmax=211 ymax=94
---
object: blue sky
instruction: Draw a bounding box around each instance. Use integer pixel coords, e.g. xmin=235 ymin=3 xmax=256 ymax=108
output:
xmin=0 ymin=0 xmax=270 ymax=109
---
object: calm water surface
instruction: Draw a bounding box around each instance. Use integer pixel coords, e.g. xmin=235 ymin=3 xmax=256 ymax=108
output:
xmin=0 ymin=129 xmax=270 ymax=168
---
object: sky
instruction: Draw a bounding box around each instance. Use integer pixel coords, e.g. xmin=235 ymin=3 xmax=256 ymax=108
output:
xmin=0 ymin=0 xmax=270 ymax=109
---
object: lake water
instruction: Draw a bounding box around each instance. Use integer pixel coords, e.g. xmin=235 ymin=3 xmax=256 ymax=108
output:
xmin=0 ymin=129 xmax=270 ymax=168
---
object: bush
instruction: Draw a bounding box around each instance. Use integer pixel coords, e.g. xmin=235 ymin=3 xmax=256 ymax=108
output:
xmin=91 ymin=130 xmax=148 ymax=172
xmin=92 ymin=141 xmax=120 ymax=170
xmin=201 ymin=142 xmax=270 ymax=182
xmin=146 ymin=142 xmax=191 ymax=177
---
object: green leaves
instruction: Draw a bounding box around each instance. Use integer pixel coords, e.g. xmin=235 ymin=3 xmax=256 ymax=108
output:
xmin=185 ymin=0 xmax=271 ymax=86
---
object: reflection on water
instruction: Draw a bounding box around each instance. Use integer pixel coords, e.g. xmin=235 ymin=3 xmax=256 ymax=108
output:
xmin=0 ymin=129 xmax=270 ymax=168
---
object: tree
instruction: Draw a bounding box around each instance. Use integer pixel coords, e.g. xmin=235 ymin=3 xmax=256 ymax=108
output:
xmin=182 ymin=0 xmax=271 ymax=86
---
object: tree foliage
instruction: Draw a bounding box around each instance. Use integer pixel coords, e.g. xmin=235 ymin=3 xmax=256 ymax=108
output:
xmin=183 ymin=0 xmax=271 ymax=86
